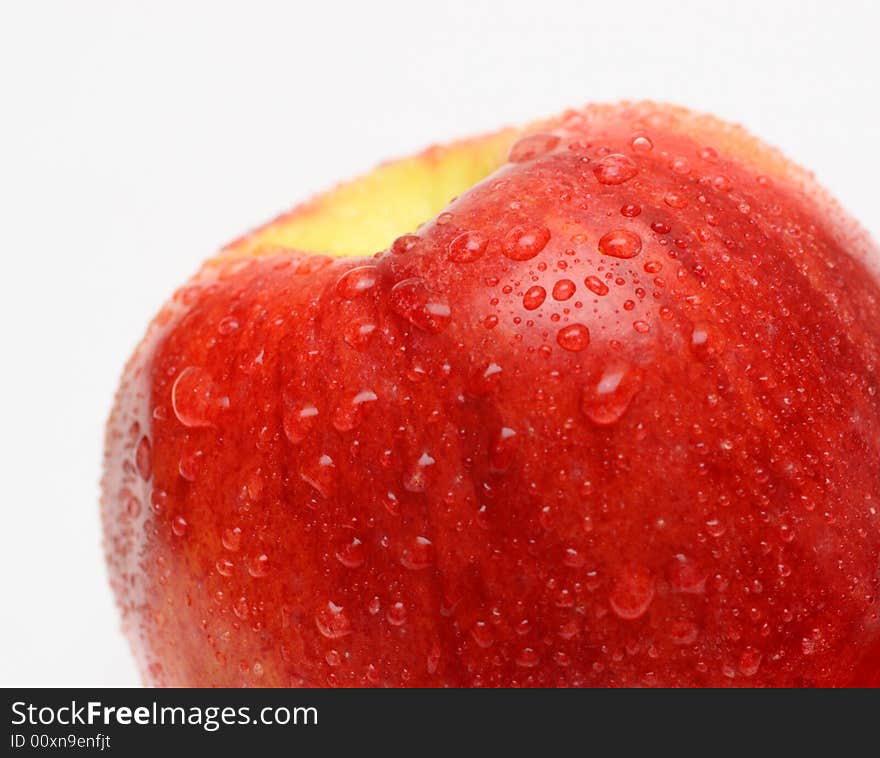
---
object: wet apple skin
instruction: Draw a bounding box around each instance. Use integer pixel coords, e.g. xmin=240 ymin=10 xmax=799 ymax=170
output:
xmin=103 ymin=103 xmax=880 ymax=687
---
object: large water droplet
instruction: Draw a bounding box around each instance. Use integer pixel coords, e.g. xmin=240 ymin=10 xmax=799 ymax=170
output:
xmin=609 ymin=565 xmax=655 ymax=620
xmin=470 ymin=621 xmax=494 ymax=648
xmin=300 ymin=454 xmax=336 ymax=498
xmin=593 ymin=153 xmax=638 ymax=184
xmin=598 ymin=230 xmax=642 ymax=259
xmin=172 ymin=515 xmax=188 ymax=537
xmin=390 ymin=278 xmax=451 ymax=334
xmin=664 ymin=192 xmax=688 ymax=208
xmin=315 ymin=601 xmax=352 ymax=639
xmin=386 ymin=602 xmax=407 ymax=626
xmin=470 ymin=362 xmax=503 ymax=395
xmin=552 ymin=279 xmax=576 ymax=301
xmin=400 ymin=536 xmax=435 ymax=570
xmin=556 ymin=323 xmax=590 ymax=352
xmin=390 ymin=234 xmax=421 ymax=255
xmin=247 ymin=553 xmax=269 ymax=578
xmin=336 ymin=536 xmax=365 ymax=568
xmin=171 ymin=366 xmax=229 ymax=427
xmin=344 ymin=318 xmax=377 ymax=349
xmin=503 ymin=225 xmax=551 ymax=261
xmin=515 ymin=647 xmax=541 ymax=668
xmin=581 ymin=365 xmax=638 ymax=425
xmin=630 ymin=135 xmax=653 ymax=153
xmin=738 ymin=647 xmax=762 ymax=677
xmin=222 ymin=527 xmax=242 ymax=552
xmin=447 ymin=231 xmax=488 ymax=263
xmin=522 ymin=285 xmax=547 ymax=310
xmin=668 ymin=553 xmax=707 ymax=593
xmin=403 ymin=452 xmax=435 ymax=493
xmin=490 ymin=426 xmax=518 ymax=471
xmin=335 ymin=265 xmax=379 ymax=299
xmin=509 ymin=133 xmax=560 ymax=162
xmin=283 ymin=403 xmax=319 ymax=444
xmin=584 ymin=275 xmax=609 ymax=296
xmin=332 ymin=389 xmax=378 ymax=432
xmin=218 ymin=315 xmax=239 ymax=335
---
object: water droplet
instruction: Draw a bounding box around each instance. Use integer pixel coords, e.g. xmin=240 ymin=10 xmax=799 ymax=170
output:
xmin=171 ymin=366 xmax=229 ymax=428
xmin=651 ymin=221 xmax=671 ymax=234
xmin=584 ymin=275 xmax=609 ymax=296
xmin=436 ymin=212 xmax=454 ymax=226
xmin=344 ymin=318 xmax=377 ymax=349
xmin=172 ymin=515 xmax=188 ymax=537
xmin=427 ymin=644 xmax=441 ymax=675
xmin=146 ymin=494 xmax=166 ymax=521
xmin=490 ymin=426 xmax=518 ymax=471
xmin=509 ymin=133 xmax=560 ymax=162
xmin=712 ymin=175 xmax=732 ymax=192
xmin=670 ymin=156 xmax=690 ymax=174
xmin=403 ymin=452 xmax=435 ymax=493
xmin=581 ymin=365 xmax=637 ymax=425
xmin=669 ymin=619 xmax=699 ymax=645
xmin=738 ymin=647 xmax=762 ymax=677
xmin=332 ymin=389 xmax=378 ymax=432
xmin=283 ymin=403 xmax=319 ymax=444
xmin=705 ymin=517 xmax=726 ymax=537
xmin=222 ymin=526 xmax=242 ymax=552
xmin=598 ymin=229 xmax=642 ymax=259
xmin=300 ymin=454 xmax=336 ymax=498
xmin=233 ymin=596 xmax=249 ymax=619
xmin=556 ymin=323 xmax=590 ymax=352
xmin=400 ymin=536 xmax=434 ymax=570
xmin=447 ymin=230 xmax=488 ymax=263
xmin=563 ymin=546 xmax=586 ymax=568
xmin=552 ymin=278 xmax=576 ymax=301
xmin=470 ymin=620 xmax=494 ymax=648
xmin=390 ymin=278 xmax=451 ymax=333
xmin=315 ymin=601 xmax=352 ymax=639
xmin=621 ymin=203 xmax=641 ymax=217
xmin=609 ymin=565 xmax=655 ymax=620
xmin=503 ymin=225 xmax=551 ymax=261
xmin=247 ymin=553 xmax=269 ymax=577
xmin=335 ymin=265 xmax=379 ymax=299
xmin=664 ymin=192 xmax=688 ymax=208
xmin=593 ymin=153 xmax=638 ymax=184
xmin=630 ymin=135 xmax=653 ymax=153
xmin=216 ymin=558 xmax=234 ymax=577
xmin=699 ymin=146 xmax=719 ymax=163
xmin=218 ymin=316 xmax=240 ymax=335
xmin=470 ymin=362 xmax=503 ymax=395
xmin=522 ymin=285 xmax=547 ymax=310
xmin=135 ymin=436 xmax=152 ymax=480
xmin=386 ymin=601 xmax=407 ymax=626
xmin=391 ymin=234 xmax=420 ymax=255
xmin=668 ymin=553 xmax=706 ymax=593
xmin=633 ymin=320 xmax=650 ymax=334
xmin=691 ymin=323 xmax=709 ymax=351
xmin=516 ymin=647 xmax=541 ymax=668
xmin=336 ymin=537 xmax=365 ymax=568
xmin=178 ymin=450 xmax=204 ymax=481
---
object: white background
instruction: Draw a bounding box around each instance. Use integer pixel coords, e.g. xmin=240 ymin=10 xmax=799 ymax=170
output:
xmin=1 ymin=0 xmax=877 ymax=687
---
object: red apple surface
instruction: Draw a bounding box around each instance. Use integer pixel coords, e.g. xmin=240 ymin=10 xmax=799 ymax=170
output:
xmin=103 ymin=102 xmax=880 ymax=687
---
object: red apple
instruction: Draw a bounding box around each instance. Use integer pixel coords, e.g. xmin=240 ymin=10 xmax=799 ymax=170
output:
xmin=103 ymin=102 xmax=880 ymax=687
